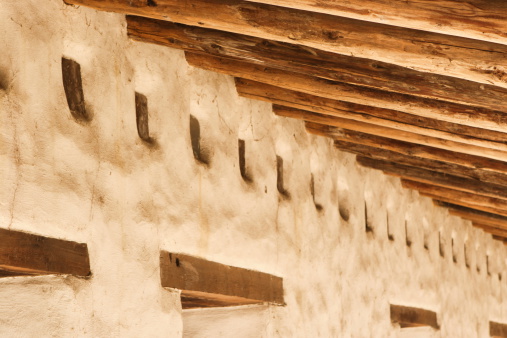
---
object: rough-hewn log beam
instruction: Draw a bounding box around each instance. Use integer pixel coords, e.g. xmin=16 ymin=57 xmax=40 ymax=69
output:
xmin=472 ymin=223 xmax=507 ymax=239
xmin=435 ymin=201 xmax=507 ymax=231
xmin=244 ymin=0 xmax=507 ymax=46
xmin=357 ymin=157 xmax=507 ymax=201
xmin=306 ymin=122 xmax=507 ymax=177
xmin=127 ymin=17 xmax=507 ymax=112
xmin=0 ymin=228 xmax=90 ymax=277
xmin=65 ymin=0 xmax=507 ymax=87
xmin=273 ymin=105 xmax=507 ymax=162
xmin=187 ymin=53 xmax=507 ymax=132
xmin=236 ymin=78 xmax=507 ymax=144
xmin=160 ymin=251 xmax=284 ymax=309
xmin=390 ymin=304 xmax=439 ymax=329
xmin=334 ymin=141 xmax=507 ymax=187
xmin=401 ymin=180 xmax=507 ymax=218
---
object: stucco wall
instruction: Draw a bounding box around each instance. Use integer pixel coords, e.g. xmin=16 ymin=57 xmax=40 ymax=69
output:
xmin=1 ymin=1 xmax=507 ymax=337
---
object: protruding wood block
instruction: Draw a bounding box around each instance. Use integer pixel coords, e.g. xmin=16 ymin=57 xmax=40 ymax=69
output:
xmin=0 ymin=228 xmax=91 ymax=277
xmin=491 ymin=321 xmax=507 ymax=338
xmin=61 ymin=57 xmax=89 ymax=121
xmin=160 ymin=251 xmax=284 ymax=309
xmin=390 ymin=304 xmax=439 ymax=329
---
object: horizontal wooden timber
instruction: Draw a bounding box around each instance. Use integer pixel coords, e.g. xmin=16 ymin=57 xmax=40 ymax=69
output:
xmin=401 ymin=180 xmax=507 ymax=218
xmin=273 ymin=105 xmax=507 ymax=162
xmin=186 ymin=53 xmax=507 ymax=133
xmin=127 ymin=17 xmax=507 ymax=112
xmin=160 ymin=251 xmax=284 ymax=308
xmin=491 ymin=321 xmax=507 ymax=337
xmin=235 ymin=78 xmax=507 ymax=145
xmin=357 ymin=157 xmax=507 ymax=201
xmin=436 ymin=201 xmax=507 ymax=226
xmin=244 ymin=0 xmax=507 ymax=46
xmin=0 ymin=228 xmax=90 ymax=277
xmin=334 ymin=141 xmax=507 ymax=187
xmin=66 ymin=0 xmax=507 ymax=87
xmin=390 ymin=304 xmax=439 ymax=329
xmin=472 ymin=223 xmax=507 ymax=239
xmin=305 ymin=122 xmax=507 ymax=177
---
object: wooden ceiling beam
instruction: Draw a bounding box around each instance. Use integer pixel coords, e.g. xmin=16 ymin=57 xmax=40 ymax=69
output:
xmin=186 ymin=53 xmax=507 ymax=133
xmin=434 ymin=201 xmax=507 ymax=231
xmin=243 ymin=0 xmax=507 ymax=46
xmin=305 ymin=122 xmax=507 ymax=177
xmin=357 ymin=157 xmax=507 ymax=201
xmin=126 ymin=16 xmax=507 ymax=112
xmin=401 ymin=180 xmax=507 ymax=218
xmin=66 ymin=0 xmax=507 ymax=87
xmin=235 ymin=78 xmax=507 ymax=144
xmin=472 ymin=223 xmax=507 ymax=239
xmin=273 ymin=105 xmax=507 ymax=162
xmin=334 ymin=141 xmax=507 ymax=187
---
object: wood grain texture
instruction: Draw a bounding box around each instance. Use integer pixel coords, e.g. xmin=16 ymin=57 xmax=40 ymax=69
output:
xmin=66 ymin=0 xmax=507 ymax=87
xmin=243 ymin=0 xmax=507 ymax=46
xmin=127 ymin=16 xmax=507 ymax=112
xmin=0 ymin=228 xmax=90 ymax=277
xmin=334 ymin=141 xmax=507 ymax=187
xmin=306 ymin=122 xmax=507 ymax=177
xmin=472 ymin=223 xmax=507 ymax=239
xmin=160 ymin=251 xmax=284 ymax=308
xmin=357 ymin=157 xmax=507 ymax=201
xmin=186 ymin=53 xmax=507 ymax=133
xmin=435 ymin=201 xmax=507 ymax=231
xmin=390 ymin=304 xmax=439 ymax=329
xmin=273 ymin=105 xmax=507 ymax=162
xmin=401 ymin=180 xmax=507 ymax=218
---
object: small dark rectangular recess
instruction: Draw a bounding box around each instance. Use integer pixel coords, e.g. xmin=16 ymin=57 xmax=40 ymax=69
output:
xmin=390 ymin=304 xmax=439 ymax=329
xmin=276 ymin=156 xmax=289 ymax=198
xmin=0 ymin=228 xmax=91 ymax=277
xmin=238 ymin=139 xmax=252 ymax=182
xmin=61 ymin=57 xmax=89 ymax=121
xmin=135 ymin=92 xmax=151 ymax=142
xmin=491 ymin=321 xmax=507 ymax=337
xmin=160 ymin=251 xmax=284 ymax=309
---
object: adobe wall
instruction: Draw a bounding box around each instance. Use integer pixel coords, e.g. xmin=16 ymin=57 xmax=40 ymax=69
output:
xmin=1 ymin=1 xmax=506 ymax=336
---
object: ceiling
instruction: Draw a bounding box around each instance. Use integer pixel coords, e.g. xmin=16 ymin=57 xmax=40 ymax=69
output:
xmin=64 ymin=0 xmax=507 ymax=242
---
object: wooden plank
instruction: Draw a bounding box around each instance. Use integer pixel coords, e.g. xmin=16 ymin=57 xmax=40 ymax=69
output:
xmin=401 ymin=180 xmax=507 ymax=218
xmin=472 ymin=223 xmax=507 ymax=239
xmin=390 ymin=304 xmax=439 ymax=329
xmin=305 ymin=122 xmax=507 ymax=177
xmin=272 ymin=105 xmax=507 ymax=162
xmin=236 ymin=78 xmax=507 ymax=148
xmin=187 ymin=53 xmax=507 ymax=133
xmin=235 ymin=79 xmax=507 ymax=144
xmin=435 ymin=201 xmax=507 ymax=231
xmin=243 ymin=0 xmax=507 ymax=46
xmin=126 ymin=16 xmax=507 ymax=113
xmin=491 ymin=321 xmax=507 ymax=338
xmin=160 ymin=251 xmax=284 ymax=309
xmin=65 ymin=0 xmax=507 ymax=87
xmin=61 ymin=57 xmax=89 ymax=121
xmin=0 ymin=228 xmax=90 ymax=277
xmin=334 ymin=141 xmax=507 ymax=187
xmin=356 ymin=157 xmax=507 ymax=201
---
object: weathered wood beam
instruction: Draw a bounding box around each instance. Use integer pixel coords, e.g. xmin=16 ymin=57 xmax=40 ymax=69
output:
xmin=401 ymin=180 xmax=507 ymax=218
xmin=390 ymin=304 xmax=439 ymax=329
xmin=0 ymin=228 xmax=90 ymax=277
xmin=65 ymin=0 xmax=507 ymax=87
xmin=236 ymin=78 xmax=507 ymax=144
xmin=273 ymin=105 xmax=507 ymax=162
xmin=160 ymin=251 xmax=284 ymax=309
xmin=334 ymin=141 xmax=507 ymax=187
xmin=472 ymin=223 xmax=507 ymax=239
xmin=435 ymin=201 xmax=507 ymax=231
xmin=126 ymin=17 xmax=507 ymax=113
xmin=306 ymin=122 xmax=507 ymax=177
xmin=357 ymin=157 xmax=507 ymax=201
xmin=187 ymin=53 xmax=507 ymax=132
xmin=244 ymin=0 xmax=507 ymax=46
xmin=491 ymin=320 xmax=507 ymax=338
